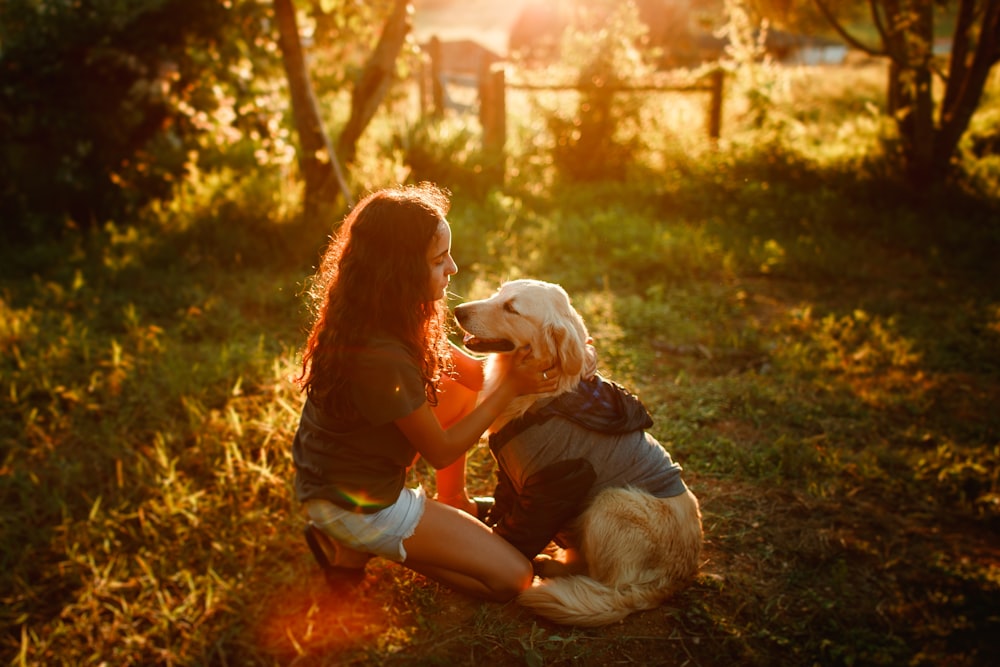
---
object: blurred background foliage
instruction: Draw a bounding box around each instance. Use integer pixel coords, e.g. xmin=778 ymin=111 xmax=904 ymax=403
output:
xmin=2 ymin=0 xmax=998 ymax=245
xmin=1 ymin=0 xmax=999 ymax=665
xmin=0 ymin=0 xmax=291 ymax=240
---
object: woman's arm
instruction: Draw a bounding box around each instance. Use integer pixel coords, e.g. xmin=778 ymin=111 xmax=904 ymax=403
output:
xmin=396 ymin=347 xmax=553 ymax=470
xmin=449 ymin=341 xmax=485 ymax=392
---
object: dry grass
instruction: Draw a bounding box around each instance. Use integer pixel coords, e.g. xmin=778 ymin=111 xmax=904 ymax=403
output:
xmin=3 ymin=60 xmax=1000 ymax=666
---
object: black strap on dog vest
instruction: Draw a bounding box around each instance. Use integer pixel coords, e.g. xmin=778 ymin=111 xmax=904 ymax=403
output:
xmin=488 ymin=410 xmax=555 ymax=454
xmin=488 ymin=375 xmax=654 ymax=455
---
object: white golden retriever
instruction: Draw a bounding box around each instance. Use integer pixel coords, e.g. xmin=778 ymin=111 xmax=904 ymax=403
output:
xmin=454 ymin=279 xmax=702 ymax=627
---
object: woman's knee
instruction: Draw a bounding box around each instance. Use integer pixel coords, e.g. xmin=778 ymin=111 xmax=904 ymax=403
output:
xmin=486 ymin=554 xmax=534 ymax=602
xmin=405 ymin=502 xmax=533 ymax=600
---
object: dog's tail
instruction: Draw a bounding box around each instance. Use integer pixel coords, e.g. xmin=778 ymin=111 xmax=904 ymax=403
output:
xmin=519 ymin=486 xmax=702 ymax=627
xmin=518 ymin=574 xmax=666 ymax=627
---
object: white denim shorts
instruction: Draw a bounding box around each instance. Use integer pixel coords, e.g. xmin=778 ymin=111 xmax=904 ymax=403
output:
xmin=304 ymin=486 xmax=426 ymax=563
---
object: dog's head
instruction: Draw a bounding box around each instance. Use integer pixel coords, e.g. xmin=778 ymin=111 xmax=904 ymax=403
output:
xmin=454 ymin=279 xmax=589 ymax=380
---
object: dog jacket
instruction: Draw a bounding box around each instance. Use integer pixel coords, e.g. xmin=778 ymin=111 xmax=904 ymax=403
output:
xmin=486 ymin=375 xmax=687 ymax=558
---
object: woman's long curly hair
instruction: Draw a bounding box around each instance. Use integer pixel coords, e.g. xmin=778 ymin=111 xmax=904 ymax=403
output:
xmin=296 ymin=184 xmax=453 ymax=418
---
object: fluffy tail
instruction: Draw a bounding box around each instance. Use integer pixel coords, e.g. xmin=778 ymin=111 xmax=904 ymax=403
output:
xmin=518 ymin=574 xmax=666 ymax=627
xmin=519 ymin=486 xmax=703 ymax=627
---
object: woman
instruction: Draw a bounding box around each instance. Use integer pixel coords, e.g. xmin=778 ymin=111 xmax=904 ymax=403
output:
xmin=292 ymin=183 xmax=556 ymax=601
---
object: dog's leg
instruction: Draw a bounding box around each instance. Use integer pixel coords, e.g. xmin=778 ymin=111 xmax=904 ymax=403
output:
xmin=557 ymin=546 xmax=588 ymax=574
xmin=532 ymin=545 xmax=588 ymax=578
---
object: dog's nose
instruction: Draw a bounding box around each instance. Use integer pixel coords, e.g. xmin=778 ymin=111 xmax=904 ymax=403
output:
xmin=454 ymin=303 xmax=469 ymax=324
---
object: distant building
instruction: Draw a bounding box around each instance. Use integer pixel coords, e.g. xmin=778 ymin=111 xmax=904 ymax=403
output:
xmin=765 ymin=29 xmax=847 ymax=65
xmin=506 ymin=0 xmax=847 ymax=68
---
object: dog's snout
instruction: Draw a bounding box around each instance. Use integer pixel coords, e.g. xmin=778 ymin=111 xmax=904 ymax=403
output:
xmin=453 ymin=303 xmax=470 ymax=325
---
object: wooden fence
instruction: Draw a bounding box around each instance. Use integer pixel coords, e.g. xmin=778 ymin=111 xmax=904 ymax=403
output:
xmin=421 ymin=38 xmax=725 ymax=157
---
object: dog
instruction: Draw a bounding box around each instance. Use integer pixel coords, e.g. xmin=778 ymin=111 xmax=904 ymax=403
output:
xmin=454 ymin=279 xmax=702 ymax=627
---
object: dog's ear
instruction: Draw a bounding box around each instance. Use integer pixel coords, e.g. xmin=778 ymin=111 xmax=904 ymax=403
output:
xmin=545 ymin=315 xmax=586 ymax=377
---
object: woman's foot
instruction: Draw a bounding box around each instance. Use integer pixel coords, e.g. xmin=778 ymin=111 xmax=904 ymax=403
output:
xmin=471 ymin=496 xmax=495 ymax=523
xmin=305 ymin=523 xmax=372 ymax=571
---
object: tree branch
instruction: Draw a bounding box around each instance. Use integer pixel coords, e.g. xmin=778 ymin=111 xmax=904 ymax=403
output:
xmin=869 ymin=0 xmax=891 ymax=49
xmin=811 ymin=0 xmax=886 ymax=55
xmin=934 ymin=0 xmax=1000 ymax=169
xmin=336 ymin=0 xmax=411 ymax=164
xmin=274 ymin=0 xmax=353 ymax=211
xmin=987 ymin=0 xmax=1000 ymax=64
xmin=941 ymin=0 xmax=977 ymax=117
xmin=873 ymin=0 xmax=911 ymax=68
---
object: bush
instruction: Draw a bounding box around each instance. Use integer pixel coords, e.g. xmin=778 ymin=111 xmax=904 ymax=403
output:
xmin=540 ymin=1 xmax=660 ymax=181
xmin=0 ymin=0 xmax=279 ymax=240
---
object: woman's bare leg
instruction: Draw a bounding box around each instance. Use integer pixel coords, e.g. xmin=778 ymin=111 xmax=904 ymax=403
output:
xmin=403 ymin=500 xmax=532 ymax=601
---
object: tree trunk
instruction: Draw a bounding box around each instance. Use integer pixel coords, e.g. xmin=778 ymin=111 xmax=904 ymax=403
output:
xmin=336 ymin=0 xmax=412 ymax=164
xmin=817 ymin=0 xmax=1000 ymax=189
xmin=932 ymin=0 xmax=1000 ymax=180
xmin=881 ymin=0 xmax=904 ymax=116
xmin=901 ymin=0 xmax=935 ymax=187
xmin=273 ymin=0 xmax=352 ymax=219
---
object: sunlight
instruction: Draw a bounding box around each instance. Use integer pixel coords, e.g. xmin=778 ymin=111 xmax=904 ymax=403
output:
xmin=5 ymin=0 xmax=999 ymax=663
xmin=413 ymin=0 xmax=530 ymax=56
xmin=340 ymin=490 xmax=386 ymax=511
xmin=253 ymin=578 xmax=400 ymax=659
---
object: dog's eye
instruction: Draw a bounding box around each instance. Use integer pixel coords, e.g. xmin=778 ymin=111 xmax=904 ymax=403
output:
xmin=503 ymin=300 xmax=519 ymax=315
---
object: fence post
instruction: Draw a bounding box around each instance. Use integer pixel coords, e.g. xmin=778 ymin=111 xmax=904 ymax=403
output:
xmin=428 ymin=36 xmax=444 ymax=119
xmin=480 ymin=63 xmax=506 ymax=153
xmin=418 ymin=52 xmax=429 ymax=119
xmin=479 ymin=62 xmax=507 ymax=183
xmin=707 ymin=68 xmax=723 ymax=142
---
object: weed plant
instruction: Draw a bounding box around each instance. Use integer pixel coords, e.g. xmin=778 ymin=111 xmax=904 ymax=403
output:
xmin=2 ymin=60 xmax=999 ymax=666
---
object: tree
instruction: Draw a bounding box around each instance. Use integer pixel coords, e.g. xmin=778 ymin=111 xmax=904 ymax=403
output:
xmin=0 ymin=0 xmax=277 ymax=239
xmin=812 ymin=0 xmax=1000 ymax=187
xmin=336 ymin=0 xmax=412 ymax=165
xmin=273 ymin=0 xmax=413 ymax=215
xmin=273 ymin=0 xmax=352 ymax=219
xmin=547 ymin=1 xmax=659 ymax=180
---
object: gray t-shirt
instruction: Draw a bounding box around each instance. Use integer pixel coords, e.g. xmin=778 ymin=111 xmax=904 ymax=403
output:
xmin=292 ymin=336 xmax=426 ymax=512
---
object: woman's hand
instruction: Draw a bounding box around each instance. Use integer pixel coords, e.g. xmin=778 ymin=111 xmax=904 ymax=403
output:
xmin=495 ymin=346 xmax=560 ymax=396
xmin=399 ymin=352 xmax=557 ymax=472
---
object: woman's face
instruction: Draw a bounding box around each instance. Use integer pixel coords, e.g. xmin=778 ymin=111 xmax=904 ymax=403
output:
xmin=425 ymin=218 xmax=458 ymax=301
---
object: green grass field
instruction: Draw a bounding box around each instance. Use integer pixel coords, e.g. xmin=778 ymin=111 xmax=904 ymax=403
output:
xmin=2 ymin=61 xmax=999 ymax=666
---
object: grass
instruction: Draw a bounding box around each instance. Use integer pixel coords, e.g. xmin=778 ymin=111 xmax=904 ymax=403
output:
xmin=2 ymin=61 xmax=1000 ymax=665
